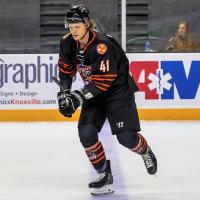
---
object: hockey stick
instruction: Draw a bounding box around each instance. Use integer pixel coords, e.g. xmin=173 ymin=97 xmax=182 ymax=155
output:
xmin=52 ymin=76 xmax=65 ymax=91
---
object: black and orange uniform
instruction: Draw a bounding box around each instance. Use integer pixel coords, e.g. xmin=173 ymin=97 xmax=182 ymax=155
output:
xmin=58 ymin=29 xmax=138 ymax=96
xmin=58 ymin=29 xmax=146 ymax=172
xmin=57 ymin=5 xmax=157 ymax=185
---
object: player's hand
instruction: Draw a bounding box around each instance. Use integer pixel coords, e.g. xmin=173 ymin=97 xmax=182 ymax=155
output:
xmin=57 ymin=90 xmax=72 ymax=118
xmin=57 ymin=90 xmax=84 ymax=118
xmin=65 ymin=90 xmax=84 ymax=115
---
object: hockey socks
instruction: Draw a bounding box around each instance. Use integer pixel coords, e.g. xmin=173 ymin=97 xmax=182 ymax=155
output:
xmin=84 ymin=141 xmax=107 ymax=172
xmin=130 ymin=133 xmax=157 ymax=175
xmin=130 ymin=133 xmax=147 ymax=154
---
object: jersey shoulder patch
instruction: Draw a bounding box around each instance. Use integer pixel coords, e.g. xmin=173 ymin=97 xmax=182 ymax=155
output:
xmin=97 ymin=43 xmax=107 ymax=55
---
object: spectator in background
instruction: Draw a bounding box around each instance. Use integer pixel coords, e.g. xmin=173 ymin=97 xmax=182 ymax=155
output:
xmin=166 ymin=21 xmax=200 ymax=52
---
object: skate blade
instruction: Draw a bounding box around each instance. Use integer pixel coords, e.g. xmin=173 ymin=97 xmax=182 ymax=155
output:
xmin=90 ymin=184 xmax=114 ymax=195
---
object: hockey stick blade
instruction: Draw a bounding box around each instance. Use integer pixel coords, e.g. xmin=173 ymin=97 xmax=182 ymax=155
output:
xmin=52 ymin=76 xmax=65 ymax=91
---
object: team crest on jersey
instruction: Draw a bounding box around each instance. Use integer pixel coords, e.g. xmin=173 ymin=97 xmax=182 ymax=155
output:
xmin=77 ymin=64 xmax=92 ymax=84
xmin=97 ymin=43 xmax=107 ymax=55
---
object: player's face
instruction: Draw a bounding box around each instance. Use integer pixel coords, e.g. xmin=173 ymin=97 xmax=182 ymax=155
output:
xmin=68 ymin=22 xmax=87 ymax=41
xmin=178 ymin=23 xmax=187 ymax=36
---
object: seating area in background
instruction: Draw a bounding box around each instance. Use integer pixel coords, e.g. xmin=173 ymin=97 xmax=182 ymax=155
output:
xmin=0 ymin=0 xmax=199 ymax=53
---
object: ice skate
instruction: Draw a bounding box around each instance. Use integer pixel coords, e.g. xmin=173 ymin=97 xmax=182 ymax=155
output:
xmin=141 ymin=146 xmax=157 ymax=175
xmin=89 ymin=160 xmax=114 ymax=195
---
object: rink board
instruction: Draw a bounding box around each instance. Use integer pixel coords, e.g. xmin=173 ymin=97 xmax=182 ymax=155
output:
xmin=0 ymin=53 xmax=200 ymax=121
xmin=0 ymin=109 xmax=200 ymax=121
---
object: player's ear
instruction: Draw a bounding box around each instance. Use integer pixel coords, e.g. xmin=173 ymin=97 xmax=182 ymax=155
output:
xmin=85 ymin=22 xmax=90 ymax=28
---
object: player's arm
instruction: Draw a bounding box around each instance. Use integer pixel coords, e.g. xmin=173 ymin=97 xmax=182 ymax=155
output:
xmin=57 ymin=37 xmax=77 ymax=117
xmin=58 ymin=37 xmax=77 ymax=90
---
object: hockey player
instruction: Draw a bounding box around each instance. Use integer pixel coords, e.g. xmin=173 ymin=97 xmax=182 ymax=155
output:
xmin=57 ymin=4 xmax=157 ymax=195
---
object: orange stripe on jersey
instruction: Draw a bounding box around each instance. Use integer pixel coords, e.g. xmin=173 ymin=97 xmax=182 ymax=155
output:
xmin=94 ymin=79 xmax=114 ymax=83
xmin=58 ymin=57 xmax=71 ymax=66
xmin=59 ymin=67 xmax=77 ymax=76
xmin=91 ymin=77 xmax=115 ymax=81
xmin=83 ymin=30 xmax=96 ymax=52
xmin=58 ymin=59 xmax=71 ymax=68
xmin=91 ymin=74 xmax=117 ymax=78
xmin=93 ymin=81 xmax=110 ymax=88
xmin=90 ymin=74 xmax=117 ymax=90
xmin=59 ymin=65 xmax=77 ymax=73
xmin=91 ymin=83 xmax=107 ymax=91
xmin=59 ymin=66 xmax=77 ymax=74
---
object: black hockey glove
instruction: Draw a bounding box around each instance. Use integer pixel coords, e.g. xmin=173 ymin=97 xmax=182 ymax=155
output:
xmin=57 ymin=90 xmax=84 ymax=118
xmin=57 ymin=89 xmax=72 ymax=117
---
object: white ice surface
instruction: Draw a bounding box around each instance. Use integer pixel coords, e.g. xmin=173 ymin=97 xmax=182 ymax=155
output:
xmin=0 ymin=121 xmax=200 ymax=200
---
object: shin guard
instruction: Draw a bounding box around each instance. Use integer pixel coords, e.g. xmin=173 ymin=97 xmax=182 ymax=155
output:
xmin=130 ymin=133 xmax=147 ymax=155
xmin=85 ymin=141 xmax=106 ymax=171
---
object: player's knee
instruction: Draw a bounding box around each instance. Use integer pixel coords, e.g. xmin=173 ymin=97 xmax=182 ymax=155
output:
xmin=78 ymin=124 xmax=98 ymax=148
xmin=116 ymin=131 xmax=139 ymax=149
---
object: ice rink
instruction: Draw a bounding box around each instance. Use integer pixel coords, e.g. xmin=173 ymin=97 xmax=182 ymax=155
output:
xmin=0 ymin=121 xmax=200 ymax=200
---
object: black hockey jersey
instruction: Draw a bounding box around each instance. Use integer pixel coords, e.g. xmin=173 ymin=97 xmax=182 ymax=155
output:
xmin=58 ymin=29 xmax=138 ymax=100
